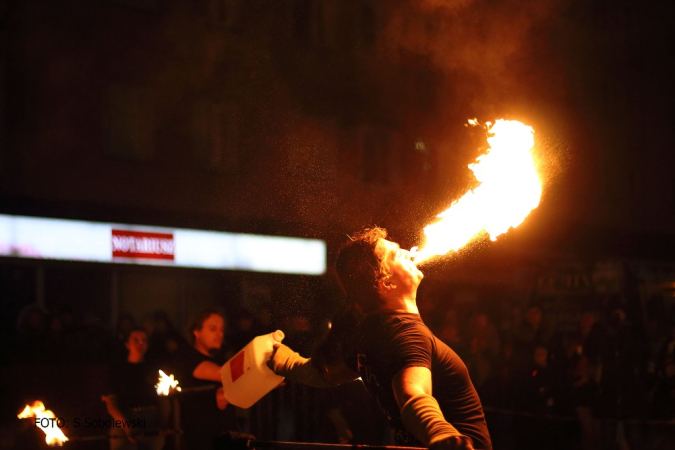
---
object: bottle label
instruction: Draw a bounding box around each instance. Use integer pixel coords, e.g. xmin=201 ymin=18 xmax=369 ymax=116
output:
xmin=230 ymin=351 xmax=245 ymax=382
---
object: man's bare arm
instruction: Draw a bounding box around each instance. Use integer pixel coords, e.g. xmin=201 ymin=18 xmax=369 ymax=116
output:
xmin=193 ymin=360 xmax=223 ymax=382
xmin=392 ymin=366 xmax=432 ymax=407
xmin=194 ymin=361 xmax=230 ymax=409
xmin=268 ymin=343 xmax=358 ymax=387
xmin=101 ymin=394 xmax=137 ymax=442
xmin=392 ymin=366 xmax=474 ymax=450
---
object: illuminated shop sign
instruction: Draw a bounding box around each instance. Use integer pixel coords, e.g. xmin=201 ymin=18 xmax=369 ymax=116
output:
xmin=0 ymin=214 xmax=326 ymax=275
xmin=112 ymin=229 xmax=175 ymax=261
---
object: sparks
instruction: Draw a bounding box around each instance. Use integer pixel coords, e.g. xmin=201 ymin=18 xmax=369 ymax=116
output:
xmin=155 ymin=370 xmax=182 ymax=396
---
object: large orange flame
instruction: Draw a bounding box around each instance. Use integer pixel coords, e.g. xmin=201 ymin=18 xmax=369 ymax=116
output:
xmin=17 ymin=401 xmax=69 ymax=447
xmin=413 ymin=119 xmax=542 ymax=265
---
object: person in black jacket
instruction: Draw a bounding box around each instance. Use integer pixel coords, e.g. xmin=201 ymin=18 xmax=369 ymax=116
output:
xmin=172 ymin=308 xmax=239 ymax=450
xmin=102 ymin=327 xmax=165 ymax=450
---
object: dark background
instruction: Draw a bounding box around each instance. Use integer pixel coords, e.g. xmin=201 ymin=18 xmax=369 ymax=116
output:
xmin=1 ymin=1 xmax=674 ymax=449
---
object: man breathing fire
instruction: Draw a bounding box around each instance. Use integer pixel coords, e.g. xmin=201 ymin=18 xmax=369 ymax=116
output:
xmin=269 ymin=227 xmax=492 ymax=450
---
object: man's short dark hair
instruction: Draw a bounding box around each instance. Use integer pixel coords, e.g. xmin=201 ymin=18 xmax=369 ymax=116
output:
xmin=123 ymin=326 xmax=148 ymax=343
xmin=187 ymin=307 xmax=226 ymax=345
xmin=335 ymin=227 xmax=390 ymax=312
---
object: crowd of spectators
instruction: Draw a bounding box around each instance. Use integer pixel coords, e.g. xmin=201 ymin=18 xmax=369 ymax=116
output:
xmin=5 ymin=289 xmax=675 ymax=449
xmin=418 ymin=294 xmax=675 ymax=450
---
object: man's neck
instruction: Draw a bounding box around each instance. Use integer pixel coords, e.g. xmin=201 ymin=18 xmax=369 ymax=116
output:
xmin=380 ymin=293 xmax=419 ymax=315
xmin=127 ymin=353 xmax=144 ymax=363
xmin=193 ymin=343 xmax=212 ymax=357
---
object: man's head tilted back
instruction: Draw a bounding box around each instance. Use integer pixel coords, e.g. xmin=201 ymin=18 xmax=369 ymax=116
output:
xmin=335 ymin=227 xmax=388 ymax=312
xmin=335 ymin=227 xmax=423 ymax=312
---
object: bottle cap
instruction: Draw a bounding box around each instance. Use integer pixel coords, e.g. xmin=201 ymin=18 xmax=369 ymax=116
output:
xmin=273 ymin=330 xmax=285 ymax=342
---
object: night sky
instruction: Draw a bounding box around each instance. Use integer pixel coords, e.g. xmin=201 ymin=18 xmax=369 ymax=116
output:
xmin=2 ymin=0 xmax=673 ymax=259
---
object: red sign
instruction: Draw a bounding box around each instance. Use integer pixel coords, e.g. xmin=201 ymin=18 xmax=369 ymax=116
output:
xmin=230 ymin=351 xmax=245 ymax=383
xmin=112 ymin=229 xmax=175 ymax=260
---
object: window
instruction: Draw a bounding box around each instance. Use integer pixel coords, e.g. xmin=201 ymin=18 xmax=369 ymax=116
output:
xmin=292 ymin=0 xmax=325 ymax=47
xmin=0 ymin=0 xmax=8 ymax=26
xmin=106 ymin=84 xmax=155 ymax=161
xmin=360 ymin=4 xmax=377 ymax=48
xmin=109 ymin=0 xmax=159 ymax=12
xmin=206 ymin=0 xmax=242 ymax=30
xmin=362 ymin=131 xmax=389 ymax=184
xmin=293 ymin=0 xmax=312 ymax=44
xmin=192 ymin=100 xmax=239 ymax=172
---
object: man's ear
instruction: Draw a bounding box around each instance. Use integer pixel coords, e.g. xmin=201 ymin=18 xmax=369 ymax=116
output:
xmin=377 ymin=277 xmax=396 ymax=294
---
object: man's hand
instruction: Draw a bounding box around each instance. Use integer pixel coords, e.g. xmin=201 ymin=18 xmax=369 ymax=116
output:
xmin=267 ymin=330 xmax=293 ymax=375
xmin=267 ymin=343 xmax=306 ymax=376
xmin=216 ymin=387 xmax=229 ymax=410
xmin=102 ymin=393 xmax=137 ymax=442
xmin=327 ymin=407 xmax=353 ymax=444
xmin=124 ymin=427 xmax=139 ymax=444
xmin=267 ymin=343 xmax=282 ymax=372
xmin=430 ymin=435 xmax=475 ymax=450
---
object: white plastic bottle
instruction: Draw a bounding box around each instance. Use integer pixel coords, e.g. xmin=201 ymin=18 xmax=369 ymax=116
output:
xmin=221 ymin=330 xmax=285 ymax=408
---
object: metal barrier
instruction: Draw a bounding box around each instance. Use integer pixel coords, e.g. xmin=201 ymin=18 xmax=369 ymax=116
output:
xmin=244 ymin=381 xmax=324 ymax=442
xmin=250 ymin=442 xmax=424 ymax=450
xmin=238 ymin=385 xmax=675 ymax=450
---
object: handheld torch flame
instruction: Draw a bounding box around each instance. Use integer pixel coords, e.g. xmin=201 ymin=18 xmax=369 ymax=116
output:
xmin=155 ymin=370 xmax=181 ymax=396
xmin=17 ymin=401 xmax=69 ymax=447
xmin=414 ymin=119 xmax=542 ymax=265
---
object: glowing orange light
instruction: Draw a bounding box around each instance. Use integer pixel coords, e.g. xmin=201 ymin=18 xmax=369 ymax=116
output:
xmin=155 ymin=370 xmax=181 ymax=396
xmin=413 ymin=119 xmax=542 ymax=264
xmin=17 ymin=401 xmax=69 ymax=447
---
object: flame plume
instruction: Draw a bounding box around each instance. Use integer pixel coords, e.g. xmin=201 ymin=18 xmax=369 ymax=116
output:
xmin=18 ymin=401 xmax=69 ymax=447
xmin=414 ymin=119 xmax=542 ymax=265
